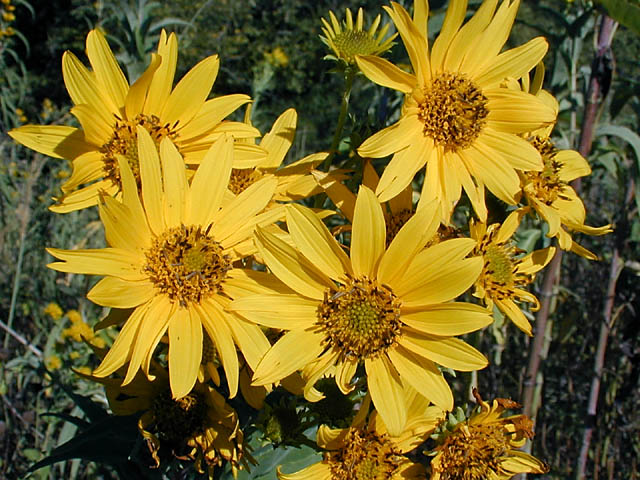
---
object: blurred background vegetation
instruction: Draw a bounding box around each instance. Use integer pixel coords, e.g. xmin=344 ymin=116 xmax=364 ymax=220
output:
xmin=0 ymin=0 xmax=638 ymax=478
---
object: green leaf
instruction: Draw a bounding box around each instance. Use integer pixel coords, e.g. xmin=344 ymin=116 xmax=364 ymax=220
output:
xmin=222 ymin=428 xmax=321 ymax=480
xmin=27 ymin=414 xmax=155 ymax=479
xmin=596 ymin=0 xmax=640 ymax=35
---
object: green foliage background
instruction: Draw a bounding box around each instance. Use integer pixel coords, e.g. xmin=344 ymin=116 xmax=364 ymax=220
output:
xmin=0 ymin=0 xmax=639 ymax=478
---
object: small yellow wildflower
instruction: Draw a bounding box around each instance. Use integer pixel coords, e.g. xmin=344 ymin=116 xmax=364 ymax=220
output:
xmin=65 ymin=309 xmax=82 ymax=324
xmin=45 ymin=355 xmax=62 ymax=370
xmin=266 ymin=47 xmax=289 ymax=67
xmin=44 ymin=302 xmax=63 ymax=320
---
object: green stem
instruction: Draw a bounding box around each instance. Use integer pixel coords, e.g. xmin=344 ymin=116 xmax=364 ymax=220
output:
xmin=322 ymin=68 xmax=355 ymax=172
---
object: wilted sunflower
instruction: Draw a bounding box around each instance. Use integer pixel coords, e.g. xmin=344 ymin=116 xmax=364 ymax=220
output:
xmin=231 ymin=186 xmax=491 ymax=435
xmin=356 ymin=0 xmax=556 ymax=221
xmin=94 ymin=367 xmax=247 ymax=478
xmin=47 ymin=129 xmax=278 ymax=399
xmin=429 ymin=389 xmax=548 ymax=480
xmin=278 ymin=389 xmax=444 ymax=480
xmin=9 ymin=29 xmax=262 ymax=212
xmin=518 ymin=85 xmax=612 ymax=259
xmin=470 ymin=209 xmax=555 ymax=335
xmin=320 ymin=7 xmax=396 ymax=66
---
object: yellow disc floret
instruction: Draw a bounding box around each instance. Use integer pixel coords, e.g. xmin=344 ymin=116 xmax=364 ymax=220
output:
xmin=102 ymin=114 xmax=178 ymax=188
xmin=418 ymin=72 xmax=489 ymax=152
xmin=318 ymin=277 xmax=401 ymax=359
xmin=328 ymin=426 xmax=402 ymax=480
xmin=144 ymin=224 xmax=231 ymax=307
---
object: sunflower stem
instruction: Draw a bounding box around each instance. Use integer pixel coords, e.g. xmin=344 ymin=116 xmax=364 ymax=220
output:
xmin=322 ymin=68 xmax=355 ymax=172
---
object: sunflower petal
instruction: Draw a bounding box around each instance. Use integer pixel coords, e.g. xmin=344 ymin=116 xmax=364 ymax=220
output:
xmin=168 ymin=308 xmax=203 ymax=398
xmin=252 ymin=330 xmax=325 ymax=385
xmin=365 ymin=355 xmax=406 ymax=436
xmin=387 ymin=345 xmax=453 ymax=410
xmin=351 ymin=186 xmax=386 ymax=277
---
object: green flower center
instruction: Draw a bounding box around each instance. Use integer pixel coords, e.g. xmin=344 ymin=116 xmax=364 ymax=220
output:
xmin=418 ymin=72 xmax=489 ymax=152
xmin=485 ymin=243 xmax=515 ymax=288
xmin=101 ymin=113 xmax=177 ymax=189
xmin=318 ymin=277 xmax=401 ymax=359
xmin=333 ymin=30 xmax=382 ymax=63
xmin=144 ymin=224 xmax=231 ymax=307
xmin=329 ymin=427 xmax=402 ymax=479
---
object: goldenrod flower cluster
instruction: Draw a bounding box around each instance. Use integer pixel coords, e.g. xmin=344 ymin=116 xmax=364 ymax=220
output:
xmin=0 ymin=0 xmax=16 ymax=40
xmin=11 ymin=1 xmax=611 ymax=478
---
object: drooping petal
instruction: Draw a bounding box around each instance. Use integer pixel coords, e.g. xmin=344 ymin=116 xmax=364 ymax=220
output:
xmin=197 ymin=299 xmax=239 ymax=398
xmin=168 ymin=307 xmax=203 ymax=398
xmin=387 ymin=345 xmax=453 ymax=410
xmin=376 ymin=136 xmax=434 ymax=203
xmin=92 ymin=303 xmax=149 ymax=378
xmin=365 ymin=355 xmax=406 ymax=436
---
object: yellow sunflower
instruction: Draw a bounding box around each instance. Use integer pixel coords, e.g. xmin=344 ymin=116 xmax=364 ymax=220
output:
xmin=356 ymin=0 xmax=556 ymax=222
xmin=9 ymin=29 xmax=263 ymax=212
xmin=320 ymin=7 xmax=397 ymax=66
xmin=470 ymin=209 xmax=555 ymax=335
xmin=92 ymin=367 xmax=247 ymax=477
xmin=278 ymin=389 xmax=444 ymax=480
xmin=230 ymin=186 xmax=492 ymax=435
xmin=47 ymin=129 xmax=278 ymax=399
xmin=228 ymin=107 xmax=329 ymax=203
xmin=518 ymin=86 xmax=612 ymax=260
xmin=429 ymin=389 xmax=548 ymax=480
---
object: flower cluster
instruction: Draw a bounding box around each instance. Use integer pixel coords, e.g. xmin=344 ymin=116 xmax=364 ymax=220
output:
xmin=11 ymin=0 xmax=611 ymax=478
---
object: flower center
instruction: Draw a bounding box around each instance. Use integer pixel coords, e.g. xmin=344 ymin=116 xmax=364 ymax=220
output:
xmin=385 ymin=209 xmax=413 ymax=246
xmin=329 ymin=427 xmax=402 ymax=479
xmin=525 ymin=137 xmax=567 ymax=205
xmin=229 ymin=168 xmax=262 ymax=195
xmin=101 ymin=114 xmax=177 ymax=189
xmin=484 ymin=243 xmax=515 ymax=288
xmin=151 ymin=388 xmax=207 ymax=445
xmin=418 ymin=72 xmax=489 ymax=152
xmin=435 ymin=423 xmax=509 ymax=480
xmin=144 ymin=224 xmax=231 ymax=307
xmin=318 ymin=277 xmax=401 ymax=359
xmin=333 ymin=30 xmax=382 ymax=63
